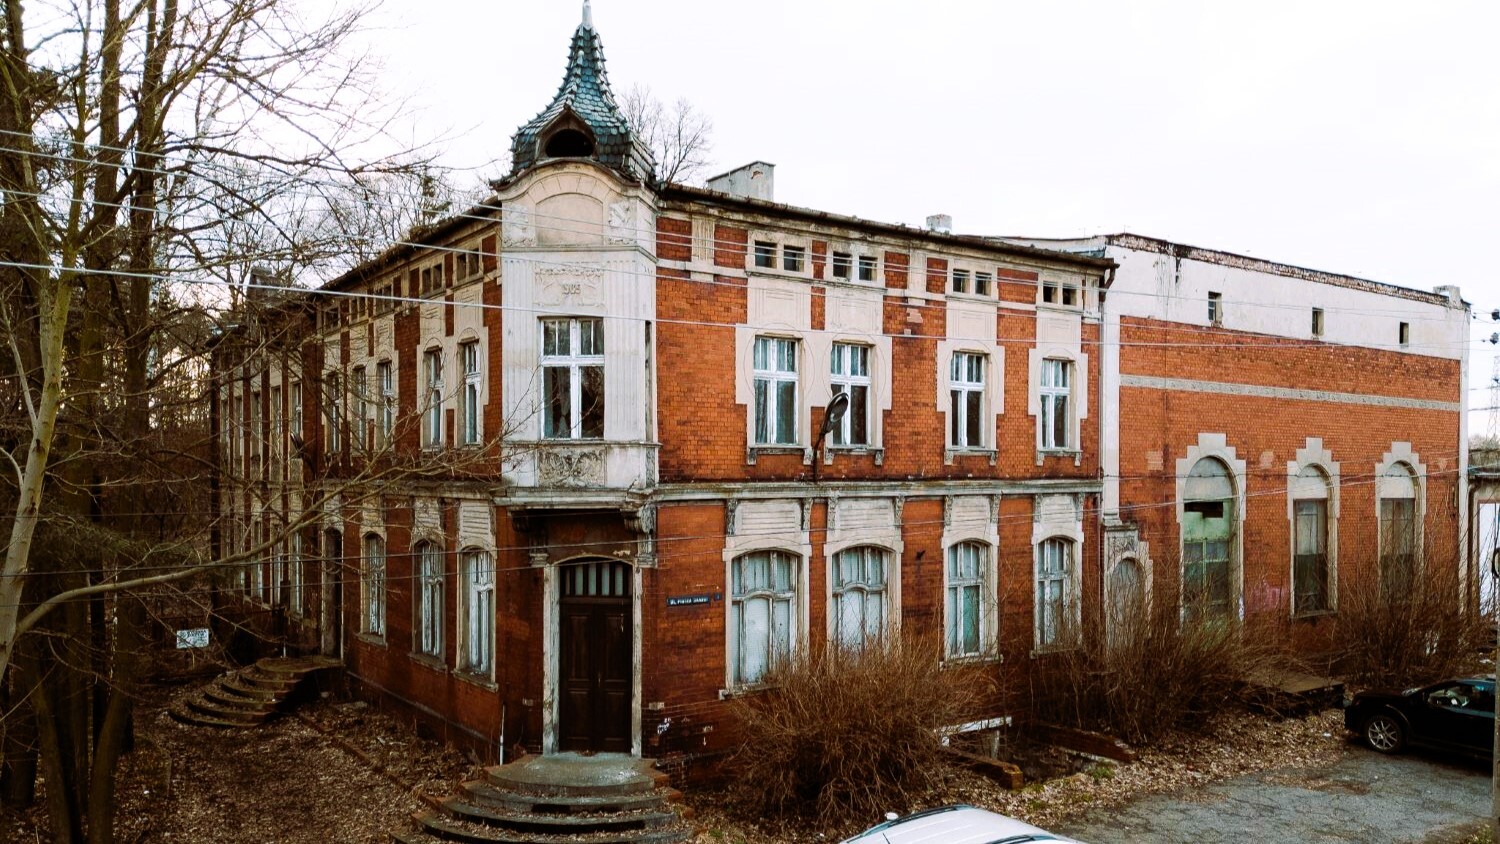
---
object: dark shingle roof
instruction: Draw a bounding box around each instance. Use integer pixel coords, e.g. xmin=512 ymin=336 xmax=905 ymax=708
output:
xmin=508 ymin=13 xmax=656 ymax=183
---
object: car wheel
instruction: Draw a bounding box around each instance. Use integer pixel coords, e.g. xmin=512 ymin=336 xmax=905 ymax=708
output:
xmin=1364 ymin=713 xmax=1406 ymax=754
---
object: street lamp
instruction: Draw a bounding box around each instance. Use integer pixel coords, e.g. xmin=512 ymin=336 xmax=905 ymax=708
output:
xmin=812 ymin=391 xmax=851 ymax=484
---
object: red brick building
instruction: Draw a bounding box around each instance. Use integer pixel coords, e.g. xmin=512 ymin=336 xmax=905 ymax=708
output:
xmin=211 ymin=7 xmax=1469 ymax=766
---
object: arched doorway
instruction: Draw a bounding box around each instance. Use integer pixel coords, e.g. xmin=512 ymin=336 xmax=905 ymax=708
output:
xmin=558 ymin=559 xmax=633 ymax=753
xmin=322 ymin=528 xmax=343 ymax=658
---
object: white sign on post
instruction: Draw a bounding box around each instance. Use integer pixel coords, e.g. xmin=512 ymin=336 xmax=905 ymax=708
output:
xmin=175 ymin=628 xmax=210 ymax=649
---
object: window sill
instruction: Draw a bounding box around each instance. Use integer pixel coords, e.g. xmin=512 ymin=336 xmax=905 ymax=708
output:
xmin=746 ymin=445 xmax=808 ymax=465
xmin=409 ymin=652 xmax=448 ymax=673
xmin=354 ymin=632 xmax=387 ymax=648
xmin=1292 ymin=609 xmax=1336 ymax=621
xmin=748 ymin=265 xmax=812 ymax=283
xmin=945 ymin=447 xmax=998 ymax=467
xmin=455 ymin=670 xmax=497 ymax=691
xmin=825 ymin=446 xmax=885 ymax=466
xmin=1030 ymin=643 xmax=1080 ymax=659
xmin=719 ymin=683 xmax=776 ymax=700
xmin=1035 ymin=448 xmax=1083 ymax=467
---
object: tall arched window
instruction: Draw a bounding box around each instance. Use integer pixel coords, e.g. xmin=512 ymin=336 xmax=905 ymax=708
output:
xmin=1183 ymin=457 xmax=1235 ymax=621
xmin=461 ymin=549 xmax=494 ymax=674
xmin=831 ymin=546 xmax=888 ymax=650
xmin=362 ymin=534 xmax=386 ymax=636
xmin=946 ymin=541 xmax=990 ymax=659
xmin=1379 ymin=462 xmax=1419 ymax=600
xmin=730 ymin=551 xmax=798 ymax=686
xmin=1108 ymin=558 xmax=1144 ymax=648
xmin=1036 ymin=538 xmax=1075 ymax=648
xmin=1292 ymin=466 xmax=1332 ymax=614
xmin=415 ymin=542 xmax=444 ymax=658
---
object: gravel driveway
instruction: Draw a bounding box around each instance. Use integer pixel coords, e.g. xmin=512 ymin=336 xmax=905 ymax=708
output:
xmin=1057 ymin=746 xmax=1489 ymax=844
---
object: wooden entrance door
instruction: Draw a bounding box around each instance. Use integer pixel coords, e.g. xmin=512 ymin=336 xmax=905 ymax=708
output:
xmin=559 ymin=560 xmax=633 ymax=753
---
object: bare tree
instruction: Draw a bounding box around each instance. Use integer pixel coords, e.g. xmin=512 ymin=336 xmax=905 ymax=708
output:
xmin=619 ymin=83 xmax=714 ymax=185
xmin=0 ymin=1 xmax=456 ymax=841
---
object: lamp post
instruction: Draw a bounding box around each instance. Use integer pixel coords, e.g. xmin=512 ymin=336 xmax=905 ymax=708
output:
xmin=812 ymin=391 xmax=851 ymax=485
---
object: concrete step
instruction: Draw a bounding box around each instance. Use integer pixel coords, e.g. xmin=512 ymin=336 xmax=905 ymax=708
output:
xmin=439 ymin=796 xmax=679 ymax=835
xmin=458 ymin=780 xmax=673 ymax=815
xmin=201 ymin=683 xmax=278 ymax=712
xmin=411 ymin=811 xmax=692 ymax=844
xmin=168 ymin=702 xmax=258 ymax=729
xmin=184 ymin=693 xmax=270 ymax=725
xmin=219 ymin=674 xmax=284 ymax=702
xmin=484 ymin=757 xmax=667 ymax=800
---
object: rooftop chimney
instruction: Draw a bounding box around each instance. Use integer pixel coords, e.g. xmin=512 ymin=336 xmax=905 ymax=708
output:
xmin=707 ymin=162 xmax=775 ymax=202
xmin=926 ymin=214 xmax=953 ymax=235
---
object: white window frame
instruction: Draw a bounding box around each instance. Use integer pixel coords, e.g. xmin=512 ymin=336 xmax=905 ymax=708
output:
xmin=829 ymin=342 xmax=870 ymax=448
xmin=377 ymin=361 xmax=394 ymax=447
xmin=290 ymin=381 xmax=303 ymax=438
xmin=1039 ymin=358 xmax=1073 ymax=451
xmin=324 ymin=372 xmax=341 ymax=454
xmin=351 ymin=366 xmax=368 ymax=452
xmin=541 ymin=317 xmax=605 ymax=440
xmin=362 ymin=534 xmax=386 ymax=637
xmin=830 ymin=546 xmax=888 ymax=650
xmin=424 ymin=349 xmax=444 ymax=448
xmin=948 ymin=351 xmax=987 ymax=449
xmin=415 ymin=542 xmax=444 ymax=658
xmin=753 ymin=336 xmax=799 ymax=446
xmin=729 ymin=550 xmax=799 ymax=687
xmin=461 ymin=549 xmax=494 ymax=676
xmin=288 ymin=533 xmax=305 ymax=617
xmin=857 ymin=255 xmax=878 ymax=283
xmin=945 ymin=541 xmax=991 ymax=660
xmin=1035 ymin=537 xmax=1075 ymax=650
xmin=461 ymin=341 xmax=482 ymax=445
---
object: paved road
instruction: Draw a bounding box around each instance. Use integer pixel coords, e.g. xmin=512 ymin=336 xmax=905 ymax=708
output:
xmin=1058 ymin=746 xmax=1488 ymax=844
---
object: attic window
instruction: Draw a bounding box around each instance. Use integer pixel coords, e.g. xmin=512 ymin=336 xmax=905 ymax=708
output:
xmin=544 ymin=128 xmax=595 ymax=158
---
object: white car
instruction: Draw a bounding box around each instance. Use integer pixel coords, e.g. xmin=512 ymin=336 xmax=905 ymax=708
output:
xmin=839 ymin=805 xmax=1082 ymax=844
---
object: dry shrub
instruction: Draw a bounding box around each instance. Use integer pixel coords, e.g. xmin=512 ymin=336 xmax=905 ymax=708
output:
xmin=726 ymin=635 xmax=988 ymax=826
xmin=1031 ymin=605 xmax=1288 ymax=746
xmin=1331 ymin=554 xmax=1487 ymax=688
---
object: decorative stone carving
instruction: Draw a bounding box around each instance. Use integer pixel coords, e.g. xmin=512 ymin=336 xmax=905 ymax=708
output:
xmin=725 ymin=499 xmax=739 ymax=537
xmin=503 ymin=207 xmax=536 ymax=247
xmin=535 ymin=264 xmax=605 ymax=308
xmin=989 ymin=495 xmax=1002 ymax=526
xmin=537 ymin=447 xmax=605 ymax=488
xmin=942 ymin=496 xmax=953 ymax=528
xmin=825 ymin=492 xmax=840 ymax=532
xmin=800 ymin=498 xmax=813 ymax=532
xmin=607 ymin=201 xmax=636 ymax=244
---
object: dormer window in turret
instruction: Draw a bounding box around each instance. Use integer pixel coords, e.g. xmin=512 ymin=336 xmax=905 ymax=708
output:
xmin=541 ymin=112 xmax=597 ymax=160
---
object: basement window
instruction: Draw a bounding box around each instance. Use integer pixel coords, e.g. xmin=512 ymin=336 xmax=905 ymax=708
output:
xmin=1399 ymin=322 xmax=1410 ymax=347
xmin=1312 ymin=308 xmax=1324 ymax=337
xmin=1208 ymin=292 xmax=1223 ymax=325
xmin=753 ymin=241 xmax=776 ymax=269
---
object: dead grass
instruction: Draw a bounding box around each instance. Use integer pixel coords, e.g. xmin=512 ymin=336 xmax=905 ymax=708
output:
xmin=725 ymin=635 xmax=989 ymax=829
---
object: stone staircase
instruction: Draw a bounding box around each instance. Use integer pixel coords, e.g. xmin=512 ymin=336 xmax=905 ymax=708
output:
xmin=168 ymin=655 xmax=341 ymax=728
xmin=391 ymin=753 xmax=695 ymax=844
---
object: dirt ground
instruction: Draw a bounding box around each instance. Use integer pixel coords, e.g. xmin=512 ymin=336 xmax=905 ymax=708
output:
xmin=1 ymin=680 xmax=1354 ymax=844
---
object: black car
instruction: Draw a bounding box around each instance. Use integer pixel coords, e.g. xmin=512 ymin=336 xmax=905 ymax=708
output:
xmin=1343 ymin=676 xmax=1495 ymax=757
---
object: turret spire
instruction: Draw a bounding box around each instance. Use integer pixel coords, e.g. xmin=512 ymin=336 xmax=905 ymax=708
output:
xmin=583 ymin=0 xmax=593 ymax=29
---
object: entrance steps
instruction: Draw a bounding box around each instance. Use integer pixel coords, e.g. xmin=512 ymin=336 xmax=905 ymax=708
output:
xmin=167 ymin=655 xmax=341 ymax=729
xmin=391 ymin=754 xmax=694 ymax=844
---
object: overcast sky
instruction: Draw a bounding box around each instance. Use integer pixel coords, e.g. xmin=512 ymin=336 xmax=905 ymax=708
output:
xmin=344 ymin=0 xmax=1500 ymax=427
